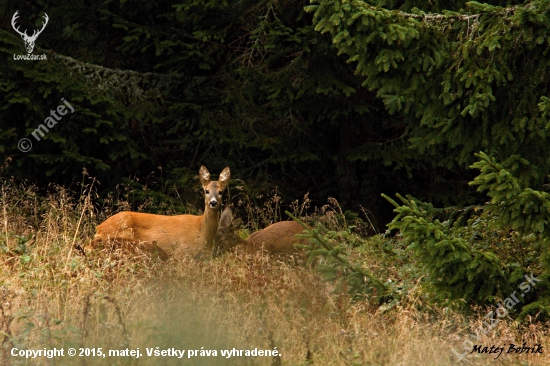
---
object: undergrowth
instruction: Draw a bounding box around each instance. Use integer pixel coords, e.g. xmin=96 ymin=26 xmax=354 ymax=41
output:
xmin=0 ymin=178 xmax=548 ymax=365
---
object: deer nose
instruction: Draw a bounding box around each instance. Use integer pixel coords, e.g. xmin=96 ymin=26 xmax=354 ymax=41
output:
xmin=209 ymin=199 xmax=218 ymax=208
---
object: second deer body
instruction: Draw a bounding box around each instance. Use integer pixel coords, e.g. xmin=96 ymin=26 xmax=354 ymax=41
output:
xmin=215 ymin=207 xmax=309 ymax=259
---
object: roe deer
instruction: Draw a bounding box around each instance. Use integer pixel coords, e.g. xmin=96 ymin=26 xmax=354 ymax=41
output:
xmin=214 ymin=207 xmax=309 ymax=259
xmin=87 ymin=166 xmax=230 ymax=257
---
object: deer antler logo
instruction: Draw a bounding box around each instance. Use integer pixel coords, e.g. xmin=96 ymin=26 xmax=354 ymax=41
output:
xmin=11 ymin=11 xmax=49 ymax=54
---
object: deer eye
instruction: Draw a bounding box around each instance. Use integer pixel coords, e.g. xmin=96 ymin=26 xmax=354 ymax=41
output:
xmin=219 ymin=191 xmax=223 ymax=195
xmin=205 ymin=189 xmax=210 ymax=194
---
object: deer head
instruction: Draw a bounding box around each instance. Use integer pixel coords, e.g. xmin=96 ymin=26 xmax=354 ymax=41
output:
xmin=11 ymin=11 xmax=49 ymax=54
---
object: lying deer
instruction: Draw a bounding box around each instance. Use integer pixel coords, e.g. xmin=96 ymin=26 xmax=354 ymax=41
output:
xmin=214 ymin=207 xmax=309 ymax=260
xmin=86 ymin=166 xmax=230 ymax=257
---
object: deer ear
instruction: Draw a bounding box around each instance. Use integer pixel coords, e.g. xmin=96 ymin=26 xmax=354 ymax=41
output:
xmin=231 ymin=218 xmax=242 ymax=230
xmin=218 ymin=167 xmax=230 ymax=190
xmin=199 ymin=166 xmax=211 ymax=185
xmin=219 ymin=207 xmax=233 ymax=227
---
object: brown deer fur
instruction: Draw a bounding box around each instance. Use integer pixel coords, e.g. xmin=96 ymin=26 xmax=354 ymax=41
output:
xmin=87 ymin=166 xmax=230 ymax=257
xmin=215 ymin=207 xmax=309 ymax=259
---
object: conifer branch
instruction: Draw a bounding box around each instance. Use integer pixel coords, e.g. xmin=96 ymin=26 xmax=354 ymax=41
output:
xmin=51 ymin=52 xmax=187 ymax=82
xmin=396 ymin=7 xmax=515 ymax=22
xmin=49 ymin=52 xmax=190 ymax=102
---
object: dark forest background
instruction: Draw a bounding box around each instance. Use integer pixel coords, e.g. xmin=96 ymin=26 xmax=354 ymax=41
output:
xmin=1 ymin=0 xmax=550 ymax=230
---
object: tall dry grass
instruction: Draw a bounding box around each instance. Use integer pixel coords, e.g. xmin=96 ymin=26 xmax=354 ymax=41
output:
xmin=1 ymin=179 xmax=549 ymax=365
